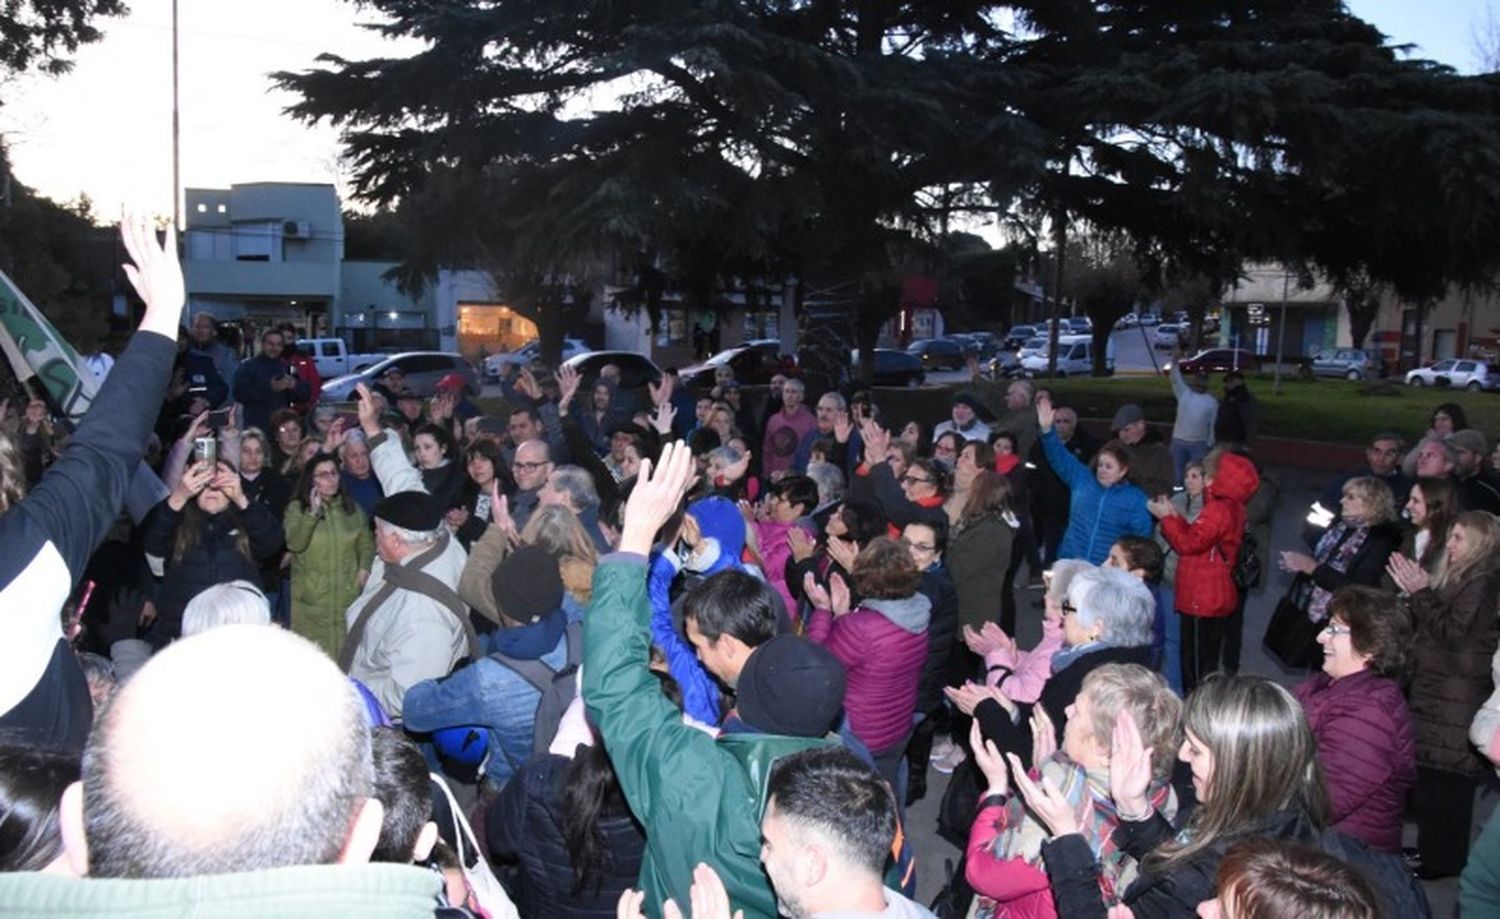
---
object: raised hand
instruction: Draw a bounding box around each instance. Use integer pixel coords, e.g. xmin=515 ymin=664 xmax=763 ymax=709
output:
xmin=181 ymin=410 xmax=211 ymax=446
xmin=1109 ymin=710 xmax=1155 ymax=819
xmin=802 ymin=571 xmax=832 ymax=610
xmin=963 ymin=622 xmax=1015 ymax=658
xmin=1385 ymin=552 xmax=1429 ymax=594
xmin=120 ymin=216 xmax=185 ymax=339
xmin=620 ymin=440 xmax=696 ymax=555
xmin=1036 ymin=394 xmax=1055 ymax=432
xmin=555 ymin=365 xmax=582 ymax=412
xmin=1031 ymin=705 xmax=1058 ymax=770
xmin=828 ymin=571 xmax=851 ymax=616
xmin=825 ymin=534 xmax=858 ymax=573
xmin=355 ymin=383 xmax=383 ymax=435
xmin=651 ymin=401 xmax=677 ymax=435
xmin=617 ymin=889 xmax=647 ymax=919
xmin=170 ymin=461 xmax=216 ymax=509
xmin=1007 ymin=752 xmax=1080 ymax=838
xmin=648 ymin=373 xmax=674 ymax=408
xmin=1146 ymin=495 xmax=1175 ymax=520
xmin=832 ymin=408 xmax=854 ymax=444
xmin=859 ymin=418 xmax=890 ymax=465
xmin=213 ymin=468 xmax=247 ymax=508
xmin=787 ymin=526 xmax=815 ymax=562
xmin=970 ymin=718 xmax=1010 ymax=797
xmin=516 ymin=368 xmax=541 ymax=401
xmin=722 ymin=449 xmax=750 ymax=484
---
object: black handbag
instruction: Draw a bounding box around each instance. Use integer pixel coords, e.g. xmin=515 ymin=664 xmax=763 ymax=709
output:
xmin=1262 ymin=574 xmax=1323 ymax=670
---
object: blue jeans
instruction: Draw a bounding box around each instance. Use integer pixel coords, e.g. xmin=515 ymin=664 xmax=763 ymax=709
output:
xmin=1170 ymin=438 xmax=1210 ymax=486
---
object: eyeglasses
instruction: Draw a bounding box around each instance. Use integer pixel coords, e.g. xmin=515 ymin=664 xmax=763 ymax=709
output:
xmin=1061 ymin=601 xmax=1078 ymax=615
xmin=1322 ymin=622 xmax=1351 ymax=637
xmin=513 ymin=461 xmax=550 ymax=472
xmin=901 ymin=475 xmax=933 ymax=486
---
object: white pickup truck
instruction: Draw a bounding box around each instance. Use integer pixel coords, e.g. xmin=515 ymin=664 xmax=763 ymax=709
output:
xmin=297 ymin=338 xmax=387 ymax=378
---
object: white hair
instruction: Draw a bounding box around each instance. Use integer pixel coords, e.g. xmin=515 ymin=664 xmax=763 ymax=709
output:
xmin=376 ymin=518 xmax=443 ymax=546
xmin=806 ymin=461 xmax=846 ymax=506
xmin=1067 ymin=566 xmax=1155 ymax=648
xmin=182 ymin=580 xmax=272 ymax=637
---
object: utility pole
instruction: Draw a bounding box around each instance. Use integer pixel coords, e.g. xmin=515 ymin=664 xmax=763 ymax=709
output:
xmin=171 ymin=0 xmax=182 ymax=232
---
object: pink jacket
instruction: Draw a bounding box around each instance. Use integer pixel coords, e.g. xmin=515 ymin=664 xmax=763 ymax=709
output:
xmin=807 ymin=594 xmax=930 ymax=754
xmin=983 ymin=620 xmax=1064 ymax=704
xmin=966 ymin=803 xmax=1058 ymax=919
xmin=753 ymin=518 xmax=809 ymax=618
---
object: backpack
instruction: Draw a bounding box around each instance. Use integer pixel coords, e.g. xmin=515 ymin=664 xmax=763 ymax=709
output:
xmin=488 ymin=621 xmax=582 ymax=757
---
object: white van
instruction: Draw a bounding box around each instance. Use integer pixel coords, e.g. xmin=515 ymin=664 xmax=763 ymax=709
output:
xmin=1020 ymin=334 xmax=1115 ymax=377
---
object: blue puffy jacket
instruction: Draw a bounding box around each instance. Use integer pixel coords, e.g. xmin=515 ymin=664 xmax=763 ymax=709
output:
xmin=1041 ymin=429 xmax=1152 ymax=564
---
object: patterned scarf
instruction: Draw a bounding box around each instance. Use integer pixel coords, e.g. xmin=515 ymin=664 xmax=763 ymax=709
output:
xmin=1307 ymin=519 xmax=1371 ymax=621
xmin=973 ymin=754 xmax=1177 ymax=917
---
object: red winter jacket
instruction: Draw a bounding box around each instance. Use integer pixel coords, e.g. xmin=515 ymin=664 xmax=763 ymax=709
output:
xmin=1293 ymin=668 xmax=1416 ymax=853
xmin=1159 ymin=452 xmax=1259 ymax=618
xmin=807 ymin=594 xmax=930 ymax=754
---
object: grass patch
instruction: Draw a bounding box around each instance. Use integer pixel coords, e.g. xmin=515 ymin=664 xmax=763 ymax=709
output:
xmin=964 ymin=375 xmax=1500 ymax=445
xmin=472 ymin=375 xmax=1500 ymax=447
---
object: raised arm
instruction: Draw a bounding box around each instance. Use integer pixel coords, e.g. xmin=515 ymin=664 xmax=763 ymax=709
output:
xmin=0 ymin=219 xmax=181 ymax=728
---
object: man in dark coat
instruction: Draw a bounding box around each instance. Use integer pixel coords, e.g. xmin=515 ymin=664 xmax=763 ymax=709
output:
xmin=233 ymin=328 xmax=310 ymax=435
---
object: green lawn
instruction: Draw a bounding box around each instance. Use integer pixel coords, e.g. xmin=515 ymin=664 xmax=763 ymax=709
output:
xmin=476 ymin=374 xmax=1500 ymax=447
xmin=967 ymin=375 xmax=1500 ymax=445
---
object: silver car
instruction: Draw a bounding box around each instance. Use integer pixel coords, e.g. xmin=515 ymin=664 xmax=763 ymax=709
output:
xmin=1406 ymin=359 xmax=1499 ymax=391
xmin=322 ymin=352 xmax=482 ymax=401
xmin=1310 ymin=347 xmax=1380 ymax=381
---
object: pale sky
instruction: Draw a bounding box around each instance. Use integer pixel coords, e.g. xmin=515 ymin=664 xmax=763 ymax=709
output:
xmin=0 ymin=0 xmax=1492 ymax=221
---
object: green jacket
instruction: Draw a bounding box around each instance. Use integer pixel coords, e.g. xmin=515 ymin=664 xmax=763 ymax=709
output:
xmin=286 ymin=498 xmax=374 ymax=660
xmin=0 ymin=862 xmax=440 ymax=918
xmin=583 ymin=555 xmax=827 ymax=919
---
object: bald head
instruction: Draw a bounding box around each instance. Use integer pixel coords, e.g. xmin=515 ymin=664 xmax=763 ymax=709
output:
xmin=70 ymin=626 xmax=380 ymax=878
xmin=513 ymin=438 xmax=553 ymax=491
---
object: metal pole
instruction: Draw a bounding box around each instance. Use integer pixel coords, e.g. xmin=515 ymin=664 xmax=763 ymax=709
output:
xmin=171 ymin=0 xmax=181 ymax=232
xmin=1272 ymin=268 xmax=1290 ymax=395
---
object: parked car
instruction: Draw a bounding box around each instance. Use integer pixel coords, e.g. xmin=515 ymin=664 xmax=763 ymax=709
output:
xmin=483 ymin=337 xmax=590 ymax=380
xmin=1308 ymin=347 xmax=1380 ymax=381
xmin=1064 ymin=317 xmax=1093 ymax=334
xmin=1004 ymin=324 xmax=1038 ymax=350
xmin=1152 ymin=324 xmax=1182 ymax=350
xmin=1114 ymin=313 xmax=1140 ymax=330
xmin=297 ymin=338 xmax=387 ymax=379
xmin=561 ymin=351 xmax=664 ymax=392
xmin=1020 ymin=334 xmax=1114 ymax=377
xmin=322 ymin=352 xmax=481 ymax=402
xmin=906 ymin=338 xmax=966 ymax=370
xmin=1138 ymin=312 xmax=1161 ymax=326
xmin=679 ymin=340 xmax=791 ymax=389
xmin=1166 ymin=349 xmax=1260 ymax=376
xmin=1018 ymin=336 xmax=1049 ymax=363
xmin=987 ymin=350 xmax=1022 ymax=378
xmin=943 ymin=335 xmax=983 ymax=361
xmin=870 ymin=349 xmax=926 ymax=387
xmin=1406 ymin=359 xmax=1500 ymax=391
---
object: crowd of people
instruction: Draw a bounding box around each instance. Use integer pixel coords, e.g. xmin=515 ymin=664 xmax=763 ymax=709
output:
xmin=2 ymin=225 xmax=1500 ymax=918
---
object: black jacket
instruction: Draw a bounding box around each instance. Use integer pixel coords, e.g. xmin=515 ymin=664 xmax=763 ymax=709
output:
xmin=486 ymin=752 xmax=647 ymax=919
xmin=1042 ymin=807 xmax=1430 ymax=919
xmin=976 ymin=643 xmax=1155 ymax=766
xmin=915 ymin=564 xmax=960 ymax=713
xmin=141 ymin=497 xmax=285 ymax=640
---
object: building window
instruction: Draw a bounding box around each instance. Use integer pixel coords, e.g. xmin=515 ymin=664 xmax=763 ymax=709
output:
xmin=217 ymin=204 xmax=228 ymax=214
xmin=233 ymin=222 xmax=281 ymax=262
xmin=195 ymin=203 xmax=207 ymax=213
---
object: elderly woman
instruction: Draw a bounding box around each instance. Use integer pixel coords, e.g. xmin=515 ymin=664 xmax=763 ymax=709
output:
xmin=1274 ymin=475 xmax=1403 ymax=667
xmin=972 ymin=565 xmax=1156 ymax=766
xmin=1292 ymin=586 xmax=1415 ymax=853
xmin=1036 ymin=396 xmax=1151 ymax=565
xmin=966 ymin=664 xmax=1182 ymax=919
xmin=1388 ymin=510 xmax=1500 ymax=879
